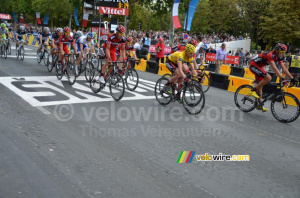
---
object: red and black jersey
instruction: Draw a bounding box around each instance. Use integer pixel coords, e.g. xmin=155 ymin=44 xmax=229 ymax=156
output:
xmin=51 ymin=33 xmax=60 ymax=45
xmin=59 ymin=35 xmax=75 ymax=48
xmin=116 ymin=44 xmax=135 ymax=56
xmin=171 ymin=44 xmax=186 ymax=53
xmin=103 ymin=33 xmax=126 ymax=51
xmin=251 ymin=51 xmax=284 ymax=68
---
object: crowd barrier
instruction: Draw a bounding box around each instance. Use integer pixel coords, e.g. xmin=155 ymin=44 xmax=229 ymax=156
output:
xmin=133 ymin=56 xmax=300 ymax=100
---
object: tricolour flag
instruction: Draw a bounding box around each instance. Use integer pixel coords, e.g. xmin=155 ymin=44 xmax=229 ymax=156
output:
xmin=36 ymin=12 xmax=41 ymax=25
xmin=19 ymin=14 xmax=24 ymax=24
xmin=172 ymin=0 xmax=182 ymax=29
xmin=82 ymin=13 xmax=89 ymax=27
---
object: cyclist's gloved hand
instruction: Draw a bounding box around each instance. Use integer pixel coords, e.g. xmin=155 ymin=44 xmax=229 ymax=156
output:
xmin=290 ymin=78 xmax=298 ymax=87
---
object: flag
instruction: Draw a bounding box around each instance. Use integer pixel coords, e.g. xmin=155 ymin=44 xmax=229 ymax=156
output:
xmin=172 ymin=0 xmax=181 ymax=29
xmin=184 ymin=0 xmax=200 ymax=31
xmin=74 ymin=8 xmax=79 ymax=26
xmin=13 ymin=12 xmax=17 ymax=23
xmin=43 ymin=14 xmax=49 ymax=25
xmin=82 ymin=13 xmax=89 ymax=27
xmin=19 ymin=14 xmax=24 ymax=23
xmin=36 ymin=12 xmax=41 ymax=25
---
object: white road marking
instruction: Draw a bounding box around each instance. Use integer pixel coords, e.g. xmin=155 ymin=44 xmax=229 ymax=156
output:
xmin=0 ymin=76 xmax=156 ymax=107
xmin=6 ymin=55 xmax=36 ymax=59
xmin=36 ymin=106 xmax=51 ymax=115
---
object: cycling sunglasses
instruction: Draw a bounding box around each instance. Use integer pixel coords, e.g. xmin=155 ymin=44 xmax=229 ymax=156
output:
xmin=117 ymin=32 xmax=125 ymax=36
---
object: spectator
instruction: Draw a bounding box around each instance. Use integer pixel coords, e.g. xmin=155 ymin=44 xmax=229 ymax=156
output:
xmin=215 ymin=43 xmax=227 ymax=73
xmin=245 ymin=51 xmax=251 ymax=66
xmin=289 ymin=48 xmax=300 ymax=84
xmin=239 ymin=49 xmax=245 ymax=67
xmin=251 ymin=50 xmax=258 ymax=60
xmin=155 ymin=38 xmax=165 ymax=63
xmin=142 ymin=32 xmax=151 ymax=49
xmin=195 ymin=35 xmax=203 ymax=64
xmin=133 ymin=38 xmax=142 ymax=56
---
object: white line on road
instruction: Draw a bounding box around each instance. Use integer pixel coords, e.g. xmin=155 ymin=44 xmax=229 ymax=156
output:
xmin=36 ymin=106 xmax=51 ymax=115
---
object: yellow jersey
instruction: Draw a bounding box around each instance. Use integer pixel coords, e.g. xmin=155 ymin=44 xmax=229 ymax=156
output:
xmin=168 ymin=51 xmax=194 ymax=65
xmin=290 ymin=55 xmax=300 ymax=69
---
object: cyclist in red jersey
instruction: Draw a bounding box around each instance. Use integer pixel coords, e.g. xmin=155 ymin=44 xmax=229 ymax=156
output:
xmin=97 ymin=25 xmax=127 ymax=83
xmin=120 ymin=37 xmax=137 ymax=59
xmin=59 ymin=27 xmax=77 ymax=71
xmin=249 ymin=43 xmax=298 ymax=111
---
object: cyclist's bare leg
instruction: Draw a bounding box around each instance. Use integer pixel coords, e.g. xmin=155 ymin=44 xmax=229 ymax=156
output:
xmin=255 ymin=74 xmax=272 ymax=99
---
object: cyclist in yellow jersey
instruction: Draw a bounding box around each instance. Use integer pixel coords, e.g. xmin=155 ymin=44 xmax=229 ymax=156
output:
xmin=166 ymin=44 xmax=196 ymax=99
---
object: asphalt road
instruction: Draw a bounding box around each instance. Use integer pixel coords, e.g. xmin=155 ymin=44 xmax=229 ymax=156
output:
xmin=0 ymin=43 xmax=299 ymax=198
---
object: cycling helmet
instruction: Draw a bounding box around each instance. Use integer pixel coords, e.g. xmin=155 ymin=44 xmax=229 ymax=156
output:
xmin=185 ymin=44 xmax=196 ymax=53
xmin=64 ymin=27 xmax=71 ymax=33
xmin=76 ymin=31 xmax=83 ymax=37
xmin=56 ymin=27 xmax=63 ymax=33
xmin=189 ymin=39 xmax=197 ymax=47
xmin=87 ymin=32 xmax=94 ymax=39
xmin=116 ymin=25 xmax=126 ymax=33
xmin=1 ymin=23 xmax=6 ymax=28
xmin=44 ymin=27 xmax=50 ymax=32
xmin=126 ymin=37 xmax=133 ymax=43
xmin=158 ymin=38 xmax=163 ymax=42
xmin=200 ymin=44 xmax=208 ymax=51
xmin=20 ymin=26 xmax=25 ymax=31
xmin=275 ymin=43 xmax=287 ymax=52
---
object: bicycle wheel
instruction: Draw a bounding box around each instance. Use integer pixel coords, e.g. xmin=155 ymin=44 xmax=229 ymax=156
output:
xmin=271 ymin=92 xmax=300 ymax=123
xmin=90 ymin=69 xmax=102 ymax=93
xmin=44 ymin=51 xmax=49 ymax=66
xmin=234 ymin=85 xmax=256 ymax=112
xmin=109 ymin=74 xmax=125 ymax=101
xmin=85 ymin=62 xmax=94 ymax=82
xmin=125 ymin=69 xmax=139 ymax=91
xmin=8 ymin=43 xmax=11 ymax=55
xmin=182 ymin=83 xmax=205 ymax=115
xmin=47 ymin=54 xmax=55 ymax=72
xmin=200 ymin=72 xmax=211 ymax=93
xmin=16 ymin=47 xmax=19 ymax=58
xmin=154 ymin=77 xmax=172 ymax=106
xmin=0 ymin=46 xmax=2 ymax=58
xmin=66 ymin=60 xmax=77 ymax=85
xmin=56 ymin=62 xmax=63 ymax=80
xmin=20 ymin=46 xmax=25 ymax=60
xmin=4 ymin=45 xmax=7 ymax=59
xmin=37 ymin=50 xmax=41 ymax=63
xmin=162 ymin=73 xmax=172 ymax=79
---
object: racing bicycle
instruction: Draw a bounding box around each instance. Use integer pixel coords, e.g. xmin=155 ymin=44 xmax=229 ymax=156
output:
xmin=155 ymin=74 xmax=205 ymax=115
xmin=90 ymin=61 xmax=125 ymax=101
xmin=234 ymin=80 xmax=300 ymax=123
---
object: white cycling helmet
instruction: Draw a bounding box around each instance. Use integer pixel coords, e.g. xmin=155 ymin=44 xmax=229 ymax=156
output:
xmin=56 ymin=27 xmax=63 ymax=33
xmin=20 ymin=26 xmax=25 ymax=30
xmin=44 ymin=27 xmax=50 ymax=32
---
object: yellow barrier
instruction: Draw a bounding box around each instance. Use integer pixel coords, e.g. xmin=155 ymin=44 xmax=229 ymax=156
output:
xmin=201 ymin=71 xmax=210 ymax=86
xmin=220 ymin=65 xmax=231 ymax=75
xmin=227 ymin=76 xmax=254 ymax=93
xmin=158 ymin=63 xmax=171 ymax=76
xmin=135 ymin=59 xmax=147 ymax=71
xmin=244 ymin=68 xmax=255 ymax=79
